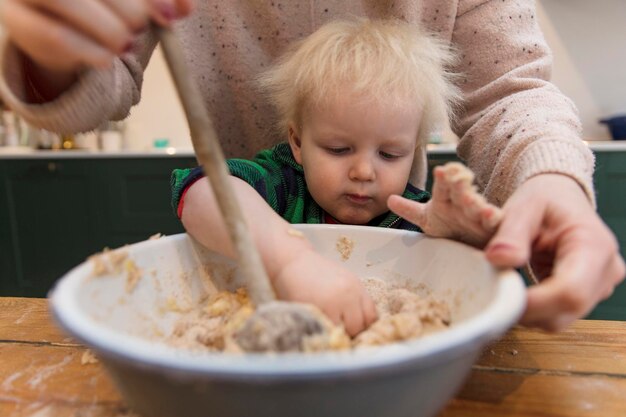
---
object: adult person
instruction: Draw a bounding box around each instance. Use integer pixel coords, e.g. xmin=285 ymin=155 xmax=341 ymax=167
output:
xmin=0 ymin=0 xmax=623 ymax=332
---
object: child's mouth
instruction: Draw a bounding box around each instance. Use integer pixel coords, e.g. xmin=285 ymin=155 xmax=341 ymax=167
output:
xmin=346 ymin=194 xmax=372 ymax=205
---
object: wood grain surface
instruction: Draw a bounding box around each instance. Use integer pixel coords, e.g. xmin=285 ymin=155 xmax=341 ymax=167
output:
xmin=1 ymin=298 xmax=625 ymax=417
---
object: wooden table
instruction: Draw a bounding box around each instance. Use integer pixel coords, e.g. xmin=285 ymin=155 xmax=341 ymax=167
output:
xmin=1 ymin=298 xmax=625 ymax=417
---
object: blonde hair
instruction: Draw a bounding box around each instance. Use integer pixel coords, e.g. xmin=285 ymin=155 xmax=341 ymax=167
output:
xmin=257 ymin=18 xmax=461 ymax=148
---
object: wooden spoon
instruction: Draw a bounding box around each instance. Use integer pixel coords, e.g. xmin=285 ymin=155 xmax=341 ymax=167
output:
xmin=155 ymin=26 xmax=328 ymax=352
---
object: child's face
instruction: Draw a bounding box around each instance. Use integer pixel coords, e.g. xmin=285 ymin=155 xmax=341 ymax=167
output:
xmin=289 ymin=94 xmax=421 ymax=225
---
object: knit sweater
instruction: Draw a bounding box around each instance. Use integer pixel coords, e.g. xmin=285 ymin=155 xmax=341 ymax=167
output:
xmin=171 ymin=143 xmax=430 ymax=231
xmin=0 ymin=0 xmax=594 ymax=207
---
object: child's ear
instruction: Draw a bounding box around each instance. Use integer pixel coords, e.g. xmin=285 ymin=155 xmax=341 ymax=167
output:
xmin=288 ymin=123 xmax=303 ymax=164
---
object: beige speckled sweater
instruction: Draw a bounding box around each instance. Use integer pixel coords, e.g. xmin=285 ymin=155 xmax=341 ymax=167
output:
xmin=0 ymin=0 xmax=594 ymax=206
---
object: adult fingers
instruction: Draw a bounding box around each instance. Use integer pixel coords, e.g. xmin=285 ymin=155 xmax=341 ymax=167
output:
xmin=521 ymin=224 xmax=625 ymax=331
xmin=103 ymin=0 xmax=151 ymax=32
xmin=610 ymin=254 xmax=626 ymax=287
xmin=147 ymin=0 xmax=194 ymax=26
xmin=174 ymin=0 xmax=194 ymax=15
xmin=387 ymin=194 xmax=427 ymax=227
xmin=24 ymin=0 xmax=137 ymax=54
xmin=4 ymin=1 xmax=114 ymax=71
xmin=485 ymin=196 xmax=543 ymax=268
xmin=521 ymin=250 xmax=602 ymax=331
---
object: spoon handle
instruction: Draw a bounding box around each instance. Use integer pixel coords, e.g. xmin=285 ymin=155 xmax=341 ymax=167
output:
xmin=155 ymin=25 xmax=276 ymax=305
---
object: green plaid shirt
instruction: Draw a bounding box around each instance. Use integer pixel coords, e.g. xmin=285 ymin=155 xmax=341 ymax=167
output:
xmin=171 ymin=143 xmax=430 ymax=231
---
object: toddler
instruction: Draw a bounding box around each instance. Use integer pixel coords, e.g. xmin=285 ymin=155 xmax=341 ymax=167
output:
xmin=171 ymin=18 xmax=501 ymax=336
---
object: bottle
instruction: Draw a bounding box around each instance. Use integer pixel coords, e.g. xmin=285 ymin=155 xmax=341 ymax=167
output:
xmin=153 ymin=138 xmax=170 ymax=150
xmin=61 ymin=134 xmax=75 ymax=150
xmin=99 ymin=121 xmax=123 ymax=151
xmin=2 ymin=111 xmax=18 ymax=147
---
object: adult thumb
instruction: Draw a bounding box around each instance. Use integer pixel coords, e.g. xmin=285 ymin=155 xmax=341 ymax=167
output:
xmin=485 ymin=198 xmax=543 ymax=268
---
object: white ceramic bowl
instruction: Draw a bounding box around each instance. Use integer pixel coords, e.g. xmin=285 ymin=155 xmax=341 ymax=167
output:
xmin=50 ymin=225 xmax=525 ymax=417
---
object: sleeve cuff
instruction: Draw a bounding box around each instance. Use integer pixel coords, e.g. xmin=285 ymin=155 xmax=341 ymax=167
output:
xmin=508 ymin=139 xmax=596 ymax=207
xmin=0 ymin=38 xmax=121 ymax=133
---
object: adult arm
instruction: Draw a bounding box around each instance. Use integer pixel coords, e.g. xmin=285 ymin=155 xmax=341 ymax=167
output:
xmin=451 ymin=0 xmax=625 ymax=330
xmin=0 ymin=0 xmax=191 ymax=133
xmin=452 ymin=0 xmax=593 ymax=205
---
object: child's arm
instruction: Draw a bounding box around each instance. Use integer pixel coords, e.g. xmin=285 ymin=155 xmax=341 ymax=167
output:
xmin=388 ymin=162 xmax=502 ymax=248
xmin=181 ymin=176 xmax=377 ymax=336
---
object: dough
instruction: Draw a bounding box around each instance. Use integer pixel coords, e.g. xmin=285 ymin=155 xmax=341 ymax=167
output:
xmin=167 ymin=277 xmax=450 ymax=352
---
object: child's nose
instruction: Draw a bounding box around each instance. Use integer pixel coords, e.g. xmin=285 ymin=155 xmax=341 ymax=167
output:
xmin=349 ymin=157 xmax=376 ymax=181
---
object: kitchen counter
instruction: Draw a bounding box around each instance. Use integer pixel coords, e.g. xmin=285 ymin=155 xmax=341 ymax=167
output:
xmin=424 ymin=140 xmax=626 ymax=153
xmin=0 ymin=141 xmax=625 ymax=159
xmin=0 ymin=147 xmax=197 ymax=159
xmin=1 ymin=297 xmax=625 ymax=417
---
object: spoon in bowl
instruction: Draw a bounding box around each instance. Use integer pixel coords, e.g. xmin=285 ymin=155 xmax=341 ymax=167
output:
xmin=155 ymin=25 xmax=331 ymax=352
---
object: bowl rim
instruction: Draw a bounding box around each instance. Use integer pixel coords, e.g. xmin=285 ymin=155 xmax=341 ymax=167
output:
xmin=49 ymin=227 xmax=526 ymax=378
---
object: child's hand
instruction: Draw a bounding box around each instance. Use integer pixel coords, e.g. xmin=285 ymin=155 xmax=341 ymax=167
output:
xmin=0 ymin=0 xmax=193 ymax=72
xmin=270 ymin=247 xmax=378 ymax=337
xmin=388 ymin=162 xmax=502 ymax=248
xmin=182 ymin=177 xmax=377 ymax=337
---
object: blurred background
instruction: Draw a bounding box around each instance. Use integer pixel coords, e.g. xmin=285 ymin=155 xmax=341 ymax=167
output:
xmin=121 ymin=0 xmax=626 ymax=149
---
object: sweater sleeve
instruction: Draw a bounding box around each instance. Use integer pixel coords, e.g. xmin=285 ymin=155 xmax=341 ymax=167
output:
xmin=169 ymin=149 xmax=290 ymax=219
xmin=451 ymin=0 xmax=595 ymax=207
xmin=0 ymin=30 xmax=158 ymax=134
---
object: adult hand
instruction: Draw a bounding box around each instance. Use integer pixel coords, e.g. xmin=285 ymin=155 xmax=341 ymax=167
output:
xmin=271 ymin=247 xmax=378 ymax=337
xmin=486 ymin=174 xmax=626 ymax=331
xmin=0 ymin=0 xmax=194 ymax=72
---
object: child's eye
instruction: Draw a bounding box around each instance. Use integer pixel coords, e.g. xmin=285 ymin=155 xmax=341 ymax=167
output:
xmin=379 ymin=151 xmax=400 ymax=160
xmin=327 ymin=147 xmax=349 ymax=155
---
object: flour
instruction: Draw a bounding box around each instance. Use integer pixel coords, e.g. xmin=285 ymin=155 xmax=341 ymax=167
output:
xmin=336 ymin=236 xmax=355 ymax=261
xmin=81 ymin=350 xmax=99 ymax=365
xmin=2 ymin=370 xmax=24 ymax=390
xmin=26 ymin=355 xmax=73 ymax=389
xmin=14 ymin=307 xmax=33 ymax=325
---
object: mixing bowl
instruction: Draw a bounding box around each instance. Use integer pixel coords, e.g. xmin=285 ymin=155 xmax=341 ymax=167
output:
xmin=49 ymin=225 xmax=526 ymax=417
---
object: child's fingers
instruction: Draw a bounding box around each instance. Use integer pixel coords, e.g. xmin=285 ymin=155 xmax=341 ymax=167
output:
xmin=448 ymin=177 xmax=476 ymax=206
xmin=463 ymin=194 xmax=503 ymax=233
xmin=361 ymin=292 xmax=378 ymax=328
xmin=480 ymin=205 xmax=503 ymax=231
xmin=387 ymin=194 xmax=427 ymax=227
xmin=322 ymin=305 xmax=342 ymax=329
xmin=460 ymin=192 xmax=483 ymax=221
xmin=341 ymin=301 xmax=366 ymax=337
xmin=4 ymin=1 xmax=114 ymax=71
xmin=431 ymin=166 xmax=452 ymax=203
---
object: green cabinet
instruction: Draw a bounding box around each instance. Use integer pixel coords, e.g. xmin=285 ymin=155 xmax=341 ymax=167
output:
xmin=588 ymin=152 xmax=626 ymax=320
xmin=0 ymin=156 xmax=197 ymax=297
xmin=0 ymin=159 xmax=99 ymax=297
